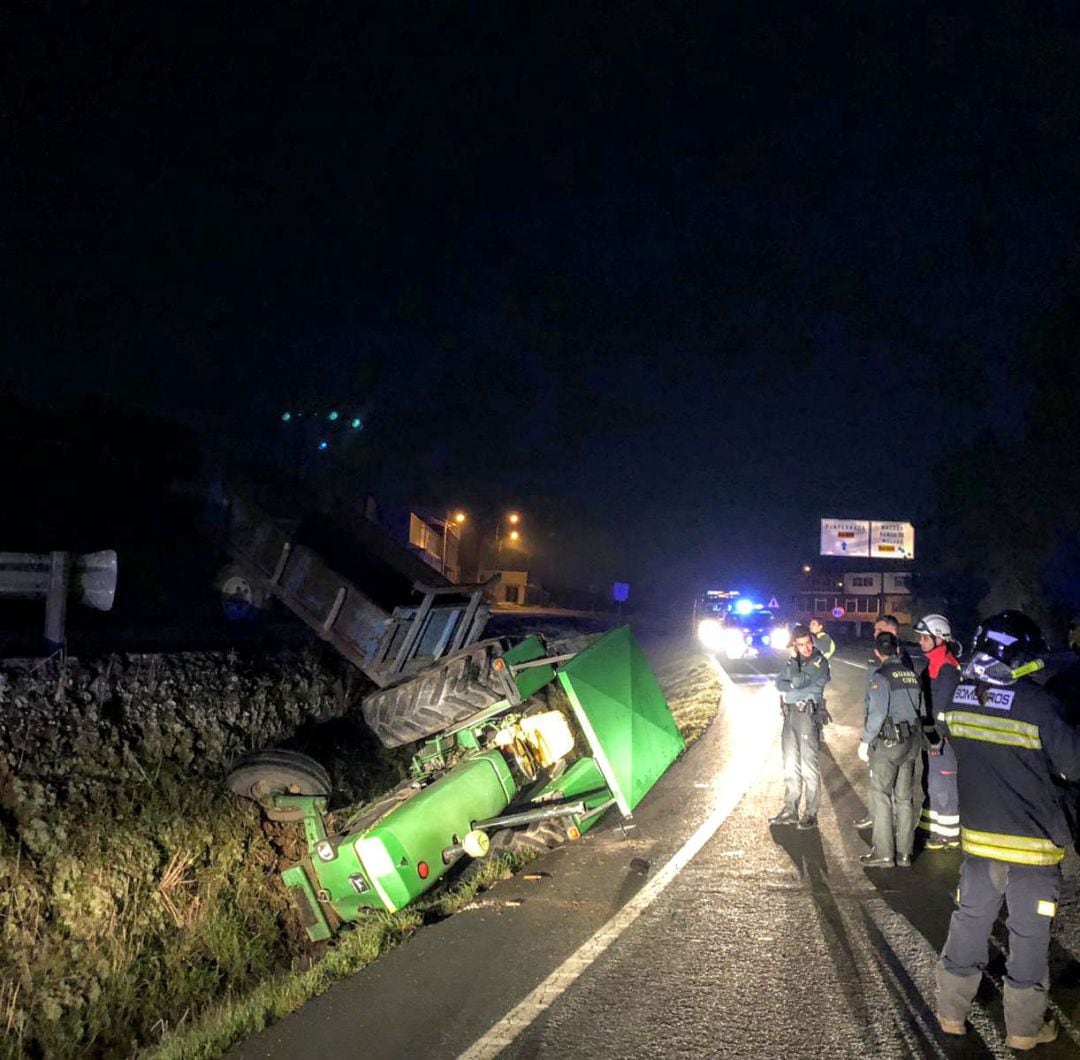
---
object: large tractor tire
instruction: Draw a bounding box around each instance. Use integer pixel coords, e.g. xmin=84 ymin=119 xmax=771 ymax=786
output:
xmin=225 ymin=749 xmax=332 ymax=822
xmin=361 ymin=638 xmax=513 ymax=748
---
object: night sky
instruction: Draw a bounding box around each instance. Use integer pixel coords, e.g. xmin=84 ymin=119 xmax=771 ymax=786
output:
xmin=6 ymin=5 xmax=1080 ymax=602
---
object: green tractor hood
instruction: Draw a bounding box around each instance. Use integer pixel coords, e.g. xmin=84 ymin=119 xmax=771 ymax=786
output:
xmin=557 ymin=626 xmax=684 ymax=817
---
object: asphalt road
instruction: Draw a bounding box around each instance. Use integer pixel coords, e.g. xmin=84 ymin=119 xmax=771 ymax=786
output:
xmin=230 ymin=636 xmax=1080 ymax=1059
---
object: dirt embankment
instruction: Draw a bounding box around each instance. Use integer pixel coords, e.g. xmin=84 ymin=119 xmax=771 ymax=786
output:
xmin=0 ymin=646 xmax=408 ymax=1060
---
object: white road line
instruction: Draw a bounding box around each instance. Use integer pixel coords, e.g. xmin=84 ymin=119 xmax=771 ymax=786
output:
xmin=457 ymin=666 xmax=772 ymax=1060
xmin=834 ymin=657 xmax=869 ymax=670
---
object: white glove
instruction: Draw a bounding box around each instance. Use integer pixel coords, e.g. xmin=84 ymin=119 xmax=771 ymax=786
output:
xmin=858 ymin=741 xmax=870 ymax=763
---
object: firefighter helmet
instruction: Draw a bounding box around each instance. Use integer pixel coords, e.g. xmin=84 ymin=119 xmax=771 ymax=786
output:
xmin=913 ymin=614 xmax=952 ymax=640
xmin=971 ymin=610 xmax=1047 ymax=666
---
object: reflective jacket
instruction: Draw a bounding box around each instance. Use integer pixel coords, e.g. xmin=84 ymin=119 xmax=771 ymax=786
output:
xmin=941 ymin=677 xmax=1080 ymax=865
xmin=919 ymin=642 xmax=960 ymax=740
xmin=863 ymin=656 xmax=922 ymax=744
xmin=775 ymin=649 xmax=830 ymax=705
xmin=813 ymin=630 xmax=836 ymax=660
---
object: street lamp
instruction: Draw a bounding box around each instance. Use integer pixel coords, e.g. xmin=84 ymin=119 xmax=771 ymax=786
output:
xmin=495 ymin=512 xmax=523 ymax=558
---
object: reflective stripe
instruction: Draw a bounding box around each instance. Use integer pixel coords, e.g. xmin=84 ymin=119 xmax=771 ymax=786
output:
xmin=1037 ymin=900 xmax=1057 ymax=918
xmin=942 ymin=710 xmax=1042 ymax=751
xmin=919 ymin=809 xmax=961 ymax=836
xmin=961 ymin=827 xmax=1064 ymax=866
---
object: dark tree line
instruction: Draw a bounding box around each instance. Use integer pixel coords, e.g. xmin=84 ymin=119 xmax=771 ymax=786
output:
xmin=922 ymin=248 xmax=1080 ymax=644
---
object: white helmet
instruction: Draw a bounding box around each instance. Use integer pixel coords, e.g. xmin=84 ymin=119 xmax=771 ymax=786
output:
xmin=913 ymin=613 xmax=952 ymax=639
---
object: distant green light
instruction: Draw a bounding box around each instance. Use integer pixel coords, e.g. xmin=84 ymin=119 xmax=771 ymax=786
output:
xmin=281 ymin=411 xmax=292 ymax=422
xmin=328 ymin=410 xmax=340 ymax=421
xmin=318 ymin=440 xmax=329 ymax=451
xmin=350 ymin=417 xmax=362 ymax=429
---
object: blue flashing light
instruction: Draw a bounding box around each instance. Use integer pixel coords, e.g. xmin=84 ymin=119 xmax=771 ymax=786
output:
xmin=328 ymin=410 xmax=339 ymax=421
xmin=350 ymin=417 xmax=362 ymax=429
xmin=318 ymin=440 xmax=329 ymax=451
xmin=734 ymin=598 xmax=756 ymax=616
xmin=281 ymin=411 xmax=292 ymax=422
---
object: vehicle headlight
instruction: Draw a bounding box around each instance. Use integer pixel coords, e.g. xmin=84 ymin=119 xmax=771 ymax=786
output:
xmin=762 ymin=634 xmax=771 ymax=646
xmin=697 ymin=618 xmax=724 ymax=652
xmin=771 ymin=626 xmax=790 ymax=649
xmin=722 ymin=627 xmax=748 ymax=658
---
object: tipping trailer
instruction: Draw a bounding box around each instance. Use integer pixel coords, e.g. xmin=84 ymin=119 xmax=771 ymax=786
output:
xmin=228 ymin=625 xmax=685 ymax=938
xmin=219 ymin=494 xmax=537 ymax=746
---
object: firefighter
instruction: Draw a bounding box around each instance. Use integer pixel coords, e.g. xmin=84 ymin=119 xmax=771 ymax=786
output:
xmin=935 ymin=610 xmax=1080 ymax=1050
xmin=770 ymin=624 xmax=831 ymax=830
xmin=914 ymin=613 xmax=961 ymax=850
xmin=859 ymin=631 xmax=922 ymax=867
xmin=807 ymin=616 xmax=836 ymax=660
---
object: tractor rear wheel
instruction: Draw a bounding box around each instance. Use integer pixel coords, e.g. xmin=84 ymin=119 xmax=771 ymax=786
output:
xmin=225 ymin=749 xmax=331 ymax=822
xmin=361 ymin=639 xmax=512 ymax=748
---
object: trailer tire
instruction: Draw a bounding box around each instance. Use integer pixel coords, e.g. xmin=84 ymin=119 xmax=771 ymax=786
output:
xmin=361 ymin=639 xmax=511 ymax=748
xmin=225 ymin=749 xmax=332 ymax=822
xmin=217 ymin=564 xmax=270 ymax=622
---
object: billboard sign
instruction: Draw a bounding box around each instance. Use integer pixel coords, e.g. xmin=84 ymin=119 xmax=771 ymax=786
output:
xmin=820 ymin=519 xmax=870 ymax=557
xmin=870 ymin=521 xmax=915 ymax=559
xmin=820 ymin=519 xmax=915 ymax=560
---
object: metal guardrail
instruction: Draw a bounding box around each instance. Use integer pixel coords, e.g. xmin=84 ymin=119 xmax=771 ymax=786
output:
xmin=0 ymin=550 xmax=117 ymax=650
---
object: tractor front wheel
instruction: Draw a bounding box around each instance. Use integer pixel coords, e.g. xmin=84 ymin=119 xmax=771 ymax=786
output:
xmin=225 ymin=749 xmax=332 ymax=822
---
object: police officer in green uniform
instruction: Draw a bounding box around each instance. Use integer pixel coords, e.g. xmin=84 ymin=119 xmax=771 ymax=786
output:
xmin=859 ymin=630 xmax=922 ymax=868
xmin=808 ymin=616 xmax=836 ymax=660
xmin=770 ymin=625 xmax=831 ymax=830
xmin=853 ymin=615 xmax=916 ymax=832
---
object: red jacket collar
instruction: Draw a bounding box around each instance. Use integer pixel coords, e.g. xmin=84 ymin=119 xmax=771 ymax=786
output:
xmin=926 ymin=642 xmax=959 ymax=678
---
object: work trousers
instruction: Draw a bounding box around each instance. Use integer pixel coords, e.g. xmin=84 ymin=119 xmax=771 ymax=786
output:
xmin=936 ymin=857 xmax=1060 ymax=1037
xmin=919 ymin=739 xmax=960 ymax=842
xmin=868 ymin=733 xmax=919 ymax=860
xmin=781 ymin=707 xmax=821 ymax=816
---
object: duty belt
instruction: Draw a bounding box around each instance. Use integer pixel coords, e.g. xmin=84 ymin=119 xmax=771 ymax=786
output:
xmin=793 ymin=700 xmax=817 ymax=712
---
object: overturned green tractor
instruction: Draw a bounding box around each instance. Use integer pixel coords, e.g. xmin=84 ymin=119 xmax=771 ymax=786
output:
xmin=227 ymin=626 xmax=684 ymax=941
